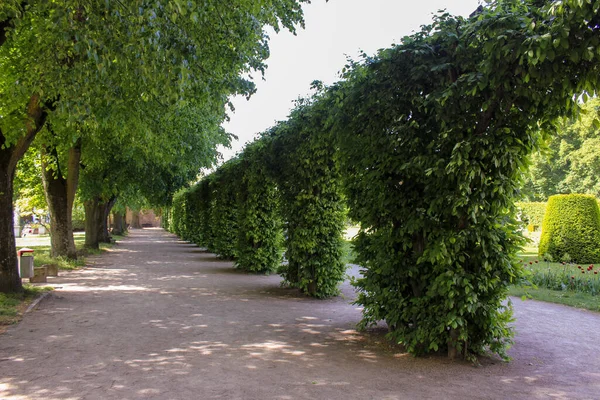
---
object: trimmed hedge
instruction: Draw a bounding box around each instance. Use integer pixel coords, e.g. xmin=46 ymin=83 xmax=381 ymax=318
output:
xmin=236 ymin=139 xmax=283 ymax=273
xmin=516 ymin=202 xmax=546 ymax=230
xmin=270 ymin=98 xmax=346 ymax=298
xmin=210 ymin=159 xmax=241 ymax=259
xmin=539 ymin=194 xmax=600 ymax=263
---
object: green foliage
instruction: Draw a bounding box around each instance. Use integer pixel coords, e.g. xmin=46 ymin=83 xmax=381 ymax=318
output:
xmin=330 ymin=0 xmax=600 ymax=359
xmin=170 ymin=190 xmax=188 ymax=239
xmin=523 ymin=99 xmax=600 ymax=200
xmin=168 ymin=94 xmax=346 ymax=296
xmin=1 ymin=0 xmax=308 ymax=291
xmin=236 ymin=140 xmax=283 ymax=273
xmin=166 ymin=0 xmax=600 ymax=360
xmin=210 ymin=159 xmax=242 ymax=259
xmin=516 ymin=202 xmax=547 ymax=228
xmin=270 ymin=94 xmax=347 ymax=298
xmin=539 ymin=194 xmax=600 ymax=263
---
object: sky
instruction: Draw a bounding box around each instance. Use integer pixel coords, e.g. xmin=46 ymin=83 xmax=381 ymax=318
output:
xmin=219 ymin=0 xmax=482 ymax=162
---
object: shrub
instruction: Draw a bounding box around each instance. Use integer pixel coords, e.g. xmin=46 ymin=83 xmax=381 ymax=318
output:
xmin=270 ymin=97 xmax=346 ymax=298
xmin=236 ymin=139 xmax=283 ymax=274
xmin=539 ymin=194 xmax=600 ymax=263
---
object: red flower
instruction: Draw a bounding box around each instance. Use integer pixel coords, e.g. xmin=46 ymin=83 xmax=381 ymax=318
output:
xmin=595 ymin=271 xmax=598 ymax=275
xmin=529 ymin=261 xmax=533 ymax=265
xmin=571 ymin=276 xmax=575 ymax=279
xmin=535 ymin=260 xmax=539 ymax=263
xmin=578 ymin=265 xmax=582 ymax=269
xmin=582 ymin=270 xmax=585 ymax=274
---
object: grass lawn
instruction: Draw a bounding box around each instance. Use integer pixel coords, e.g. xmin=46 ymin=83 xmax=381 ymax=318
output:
xmin=0 ymin=285 xmax=53 ymax=327
xmin=16 ymin=232 xmax=125 ymax=270
xmin=512 ymin=246 xmax=600 ymax=312
xmin=343 ymin=239 xmax=600 ymax=312
xmin=509 ymin=286 xmax=600 ymax=312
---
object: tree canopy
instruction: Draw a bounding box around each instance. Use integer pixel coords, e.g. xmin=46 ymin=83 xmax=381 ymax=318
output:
xmin=1 ymin=0 xmax=307 ymax=292
xmin=524 ymin=99 xmax=600 ymax=200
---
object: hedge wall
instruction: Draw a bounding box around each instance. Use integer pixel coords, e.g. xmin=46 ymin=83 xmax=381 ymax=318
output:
xmin=210 ymin=159 xmax=241 ymax=259
xmin=539 ymin=194 xmax=600 ymax=263
xmin=516 ymin=202 xmax=547 ymax=229
xmin=166 ymin=0 xmax=600 ymax=361
xmin=270 ymin=98 xmax=346 ymax=298
xmin=236 ymin=139 xmax=283 ymax=273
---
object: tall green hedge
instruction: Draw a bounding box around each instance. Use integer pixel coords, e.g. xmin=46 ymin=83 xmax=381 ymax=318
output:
xmin=539 ymin=194 xmax=600 ymax=263
xmin=236 ymin=139 xmax=283 ymax=273
xmin=210 ymin=159 xmax=241 ymax=259
xmin=166 ymin=0 xmax=600 ymax=361
xmin=270 ymin=97 xmax=346 ymax=298
xmin=516 ymin=202 xmax=547 ymax=229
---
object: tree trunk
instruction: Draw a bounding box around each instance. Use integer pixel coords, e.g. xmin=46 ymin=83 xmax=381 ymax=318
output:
xmin=40 ymin=140 xmax=81 ymax=260
xmin=101 ymin=197 xmax=117 ymax=243
xmin=131 ymin=211 xmax=141 ymax=229
xmin=112 ymin=212 xmax=124 ymax=235
xmin=84 ymin=198 xmax=104 ymax=250
xmin=448 ymin=328 xmax=460 ymax=360
xmin=0 ymin=94 xmax=46 ymax=293
xmin=85 ymin=197 xmax=117 ymax=248
xmin=0 ymin=158 xmax=21 ymax=293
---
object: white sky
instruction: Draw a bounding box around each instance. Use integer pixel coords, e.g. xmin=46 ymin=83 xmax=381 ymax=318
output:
xmin=220 ymin=0 xmax=481 ymax=162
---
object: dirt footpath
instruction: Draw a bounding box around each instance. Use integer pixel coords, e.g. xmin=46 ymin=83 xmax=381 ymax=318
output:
xmin=1 ymin=228 xmax=599 ymax=400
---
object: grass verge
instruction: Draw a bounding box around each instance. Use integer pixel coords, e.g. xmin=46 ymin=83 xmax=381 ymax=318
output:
xmin=509 ymin=286 xmax=600 ymax=312
xmin=17 ymin=232 xmax=127 ymax=270
xmin=0 ymin=285 xmax=54 ymax=327
xmin=513 ymin=243 xmax=600 ymax=312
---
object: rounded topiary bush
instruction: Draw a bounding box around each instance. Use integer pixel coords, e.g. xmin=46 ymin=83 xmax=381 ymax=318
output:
xmin=538 ymin=194 xmax=600 ymax=263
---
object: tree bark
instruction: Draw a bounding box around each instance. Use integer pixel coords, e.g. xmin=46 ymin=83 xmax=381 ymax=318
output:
xmin=0 ymin=94 xmax=46 ymax=293
xmin=101 ymin=197 xmax=117 ymax=243
xmin=112 ymin=212 xmax=125 ymax=235
xmin=84 ymin=198 xmax=103 ymax=249
xmin=40 ymin=140 xmax=81 ymax=259
xmin=85 ymin=196 xmax=117 ymax=249
xmin=0 ymin=158 xmax=20 ymax=293
xmin=131 ymin=211 xmax=142 ymax=229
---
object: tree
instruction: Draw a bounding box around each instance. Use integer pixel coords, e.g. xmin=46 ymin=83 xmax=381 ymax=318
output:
xmin=1 ymin=0 xmax=307 ymax=292
xmin=332 ymin=0 xmax=600 ymax=359
xmin=524 ymin=99 xmax=600 ymax=200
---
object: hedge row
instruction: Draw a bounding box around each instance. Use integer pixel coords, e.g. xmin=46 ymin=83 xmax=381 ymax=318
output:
xmin=168 ymin=1 xmax=599 ymax=361
xmin=168 ymin=102 xmax=346 ymax=298
xmin=516 ymin=202 xmax=547 ymax=229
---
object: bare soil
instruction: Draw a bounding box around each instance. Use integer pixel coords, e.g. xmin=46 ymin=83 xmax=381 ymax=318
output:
xmin=1 ymin=228 xmax=599 ymax=399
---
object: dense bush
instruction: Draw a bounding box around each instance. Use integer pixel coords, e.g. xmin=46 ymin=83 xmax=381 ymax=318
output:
xmin=236 ymin=140 xmax=283 ymax=273
xmin=516 ymin=202 xmax=546 ymax=230
xmin=269 ymin=99 xmax=346 ymax=298
xmin=210 ymin=160 xmax=242 ymax=259
xmin=539 ymin=194 xmax=600 ymax=263
xmin=166 ymin=0 xmax=600 ymax=360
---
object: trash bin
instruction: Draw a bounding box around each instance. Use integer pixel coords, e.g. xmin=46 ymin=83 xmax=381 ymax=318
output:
xmin=17 ymin=248 xmax=34 ymax=278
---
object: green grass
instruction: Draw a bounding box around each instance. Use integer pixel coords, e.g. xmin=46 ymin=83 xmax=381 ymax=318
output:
xmin=509 ymin=286 xmax=600 ymax=312
xmin=514 ymin=244 xmax=600 ymax=312
xmin=0 ymin=284 xmax=53 ymax=325
xmin=16 ymin=232 xmax=127 ymax=270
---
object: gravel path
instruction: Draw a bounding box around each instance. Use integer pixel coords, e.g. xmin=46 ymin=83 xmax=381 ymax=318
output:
xmin=1 ymin=228 xmax=598 ymax=399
